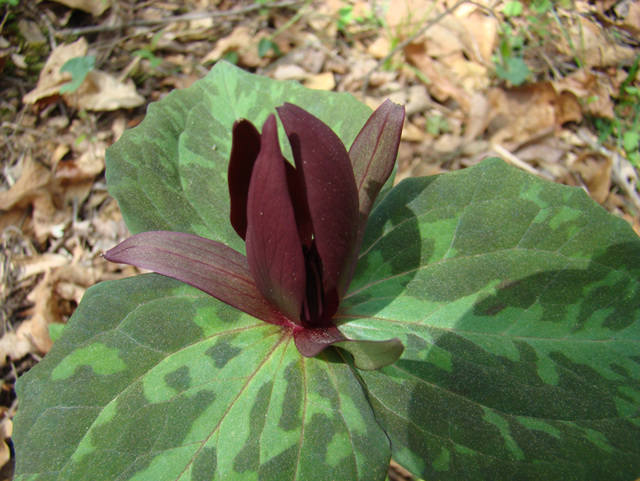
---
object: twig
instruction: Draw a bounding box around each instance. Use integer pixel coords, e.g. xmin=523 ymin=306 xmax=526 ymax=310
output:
xmin=38 ymin=10 xmax=58 ymax=50
xmin=56 ymin=0 xmax=303 ymax=37
xmin=0 ymin=9 xmax=10 ymax=35
xmin=1 ymin=121 xmax=53 ymax=139
xmin=491 ymin=142 xmax=553 ymax=180
xmin=361 ymin=0 xmax=492 ymax=95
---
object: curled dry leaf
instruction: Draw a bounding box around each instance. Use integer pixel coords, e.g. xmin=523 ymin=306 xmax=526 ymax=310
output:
xmin=0 ymin=270 xmax=54 ymax=366
xmin=562 ymin=17 xmax=638 ymax=69
xmin=554 ymin=69 xmax=619 ymax=119
xmin=23 ymin=37 xmax=144 ymax=111
xmin=63 ymin=70 xmax=144 ymax=111
xmin=575 ymin=154 xmax=613 ymax=205
xmin=201 ymin=25 xmax=270 ymax=67
xmin=457 ymin=9 xmax=498 ymax=64
xmin=22 ymin=38 xmax=89 ymax=106
xmin=390 ymin=3 xmax=494 ymax=114
xmin=488 ymin=82 xmax=582 ymax=150
xmin=405 ymin=42 xmax=472 ymax=111
xmin=0 ymin=156 xmax=52 ymax=212
xmin=0 ymin=156 xmax=69 ymax=244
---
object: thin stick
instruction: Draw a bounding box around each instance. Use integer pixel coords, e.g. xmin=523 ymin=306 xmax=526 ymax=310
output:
xmin=491 ymin=142 xmax=553 ymax=180
xmin=56 ymin=0 xmax=303 ymax=37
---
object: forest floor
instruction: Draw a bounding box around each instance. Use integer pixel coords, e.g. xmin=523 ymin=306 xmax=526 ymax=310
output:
xmin=1 ymin=0 xmax=639 ymax=479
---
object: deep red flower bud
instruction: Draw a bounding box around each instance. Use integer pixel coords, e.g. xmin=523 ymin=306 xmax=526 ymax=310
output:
xmin=105 ymin=100 xmax=406 ymax=369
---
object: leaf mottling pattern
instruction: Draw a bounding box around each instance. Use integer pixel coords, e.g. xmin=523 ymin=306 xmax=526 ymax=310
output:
xmin=340 ymin=159 xmax=640 ymax=481
xmin=12 ymin=63 xmax=640 ymax=481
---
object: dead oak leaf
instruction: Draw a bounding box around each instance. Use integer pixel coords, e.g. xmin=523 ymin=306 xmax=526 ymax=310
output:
xmin=23 ymin=37 xmax=144 ymax=111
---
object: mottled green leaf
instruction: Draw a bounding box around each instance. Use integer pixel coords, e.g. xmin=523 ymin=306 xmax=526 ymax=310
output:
xmin=14 ymin=62 xmax=392 ymax=481
xmin=13 ymin=61 xmax=640 ymax=481
xmin=338 ymin=158 xmax=640 ymax=480
xmin=14 ymin=275 xmax=390 ymax=481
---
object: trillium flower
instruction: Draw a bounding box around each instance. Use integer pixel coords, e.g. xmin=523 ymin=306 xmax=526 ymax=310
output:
xmin=104 ymin=100 xmax=406 ymax=370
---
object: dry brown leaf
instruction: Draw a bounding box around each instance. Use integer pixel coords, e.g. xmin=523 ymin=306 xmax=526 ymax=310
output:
xmin=434 ymin=133 xmax=462 ymax=154
xmin=0 ymin=271 xmax=55 ymax=365
xmin=318 ymin=0 xmax=343 ymax=16
xmin=0 ymin=156 xmax=52 ymax=211
xmin=50 ymin=0 xmax=113 ymax=15
xmin=562 ymin=17 xmax=637 ymax=69
xmin=422 ymin=20 xmax=466 ymax=57
xmin=0 ymin=253 xmax=115 ymax=367
xmin=306 ymin=1 xmax=338 ymax=38
xmin=23 ymin=37 xmax=143 ymax=111
xmin=23 ymin=38 xmax=89 ymax=106
xmin=456 ymin=9 xmax=498 ymax=64
xmin=573 ymin=153 xmax=613 ymax=204
xmin=201 ymin=25 xmax=269 ymax=68
xmin=555 ymin=69 xmax=616 ymax=119
xmin=587 ymin=157 xmax=613 ymax=205
xmin=488 ymin=82 xmax=580 ymax=149
xmin=627 ymin=1 xmax=640 ymax=31
xmin=447 ymin=53 xmax=489 ymax=94
xmin=338 ymin=56 xmax=395 ymax=92
xmin=367 ymin=36 xmax=391 ymax=59
xmin=0 ymin=209 xmax=30 ymax=241
xmin=272 ymin=64 xmax=308 ymax=81
xmin=396 ymin=6 xmax=491 ymax=109
xmin=65 ymin=70 xmax=144 ymax=111
xmin=557 ymin=90 xmax=582 ymax=125
xmin=404 ymin=42 xmax=471 ymax=111
xmin=464 ymin=92 xmax=490 ymax=142
xmin=401 ymin=121 xmax=425 ymax=142
xmin=303 ymin=72 xmax=335 ymax=91
xmin=0 ymin=166 xmax=70 ymax=244
xmin=31 ymin=194 xmax=69 ymax=244
xmin=405 ymin=85 xmax=431 ymax=116
xmin=54 ymin=135 xmax=107 ymax=180
xmin=386 ymin=0 xmax=436 ymax=35
xmin=595 ymin=0 xmax=619 ymax=11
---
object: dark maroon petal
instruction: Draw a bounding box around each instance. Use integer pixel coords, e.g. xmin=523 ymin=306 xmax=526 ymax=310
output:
xmin=245 ymin=114 xmax=306 ymax=324
xmin=293 ymin=324 xmax=347 ymax=358
xmin=103 ymin=231 xmax=288 ymax=326
xmin=349 ymin=99 xmax=405 ymax=231
xmin=276 ymin=103 xmax=360 ymax=319
xmin=285 ymin=161 xmax=313 ymax=248
xmin=228 ymin=119 xmax=261 ymax=240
